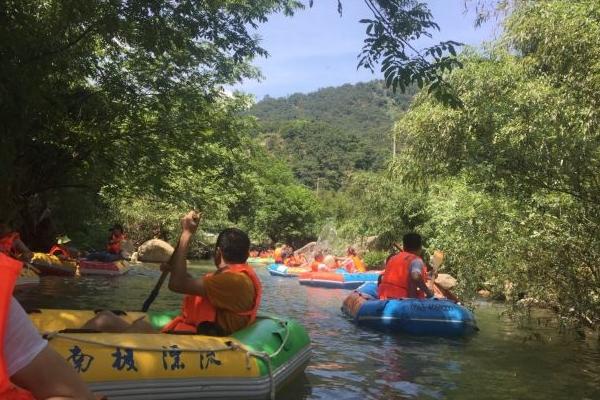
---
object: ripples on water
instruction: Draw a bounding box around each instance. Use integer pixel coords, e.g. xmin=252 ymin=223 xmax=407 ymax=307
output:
xmin=15 ymin=263 xmax=600 ymax=400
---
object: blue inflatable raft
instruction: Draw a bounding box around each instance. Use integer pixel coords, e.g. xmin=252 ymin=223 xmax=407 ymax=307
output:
xmin=298 ymin=270 xmax=381 ymax=289
xmin=267 ymin=263 xmax=308 ymax=277
xmin=342 ymin=282 xmax=478 ymax=337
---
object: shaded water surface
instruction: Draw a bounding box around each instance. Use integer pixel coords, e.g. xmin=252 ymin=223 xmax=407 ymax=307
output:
xmin=15 ymin=262 xmax=600 ymax=400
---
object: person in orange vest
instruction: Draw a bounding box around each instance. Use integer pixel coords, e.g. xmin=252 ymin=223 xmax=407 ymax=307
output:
xmin=273 ymin=244 xmax=289 ymax=264
xmin=82 ymin=211 xmax=262 ymax=336
xmin=258 ymin=248 xmax=271 ymax=258
xmin=284 ymin=249 xmax=305 ymax=267
xmin=309 ymin=252 xmax=325 ymax=272
xmin=85 ymin=223 xmax=126 ymax=262
xmin=48 ymin=235 xmax=80 ymax=261
xmin=0 ymin=222 xmax=33 ymax=262
xmin=0 ymin=253 xmax=96 ymax=399
xmin=339 ymin=247 xmax=366 ymax=273
xmin=320 ymin=254 xmax=338 ymax=272
xmin=378 ymin=233 xmax=434 ymax=300
xmin=106 ymin=224 xmax=125 ymax=255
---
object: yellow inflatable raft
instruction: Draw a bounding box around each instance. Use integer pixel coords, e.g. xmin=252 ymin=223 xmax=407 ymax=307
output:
xmin=30 ymin=252 xmax=78 ymax=276
xmin=29 ymin=309 xmax=311 ymax=399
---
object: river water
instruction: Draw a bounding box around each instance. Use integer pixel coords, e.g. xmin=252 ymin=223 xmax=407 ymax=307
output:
xmin=15 ymin=262 xmax=600 ymax=400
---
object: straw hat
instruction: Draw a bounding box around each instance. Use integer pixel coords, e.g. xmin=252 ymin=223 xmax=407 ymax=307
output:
xmin=57 ymin=235 xmax=71 ymax=245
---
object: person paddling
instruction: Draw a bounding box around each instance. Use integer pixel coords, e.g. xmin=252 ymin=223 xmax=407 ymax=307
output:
xmin=378 ymin=233 xmax=434 ymax=300
xmin=48 ymin=235 xmax=80 ymax=261
xmin=85 ymin=224 xmax=126 ymax=262
xmin=83 ymin=211 xmax=262 ymax=336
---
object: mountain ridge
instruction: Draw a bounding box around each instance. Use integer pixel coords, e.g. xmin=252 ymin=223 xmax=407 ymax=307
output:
xmin=248 ymin=80 xmax=414 ymax=190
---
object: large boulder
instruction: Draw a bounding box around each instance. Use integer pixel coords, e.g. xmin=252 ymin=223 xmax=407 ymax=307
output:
xmin=137 ymin=239 xmax=175 ymax=263
xmin=435 ymin=273 xmax=458 ymax=290
xmin=294 ymin=241 xmax=317 ymax=256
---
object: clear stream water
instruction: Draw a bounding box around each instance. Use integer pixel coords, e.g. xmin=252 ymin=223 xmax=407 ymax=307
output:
xmin=15 ymin=262 xmax=600 ymax=400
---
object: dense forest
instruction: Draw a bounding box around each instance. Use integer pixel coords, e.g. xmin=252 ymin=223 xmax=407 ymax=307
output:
xmin=248 ymin=81 xmax=414 ymax=190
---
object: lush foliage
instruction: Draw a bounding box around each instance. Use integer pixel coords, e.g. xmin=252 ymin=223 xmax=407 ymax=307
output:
xmin=0 ymin=0 xmax=318 ymax=249
xmin=362 ymin=250 xmax=388 ymax=270
xmin=356 ymin=0 xmax=463 ymax=105
xmin=234 ymin=148 xmax=322 ymax=247
xmin=324 ymin=171 xmax=426 ymax=246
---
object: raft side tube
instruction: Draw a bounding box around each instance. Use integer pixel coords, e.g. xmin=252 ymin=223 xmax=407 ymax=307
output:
xmin=267 ymin=264 xmax=307 ymax=278
xmin=298 ymin=271 xmax=381 ymax=289
xmin=28 ymin=309 xmax=311 ymax=399
xmin=342 ymin=284 xmax=478 ymax=337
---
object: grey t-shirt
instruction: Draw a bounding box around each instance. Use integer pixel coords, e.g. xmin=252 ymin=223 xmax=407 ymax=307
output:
xmin=409 ymin=258 xmax=425 ymax=276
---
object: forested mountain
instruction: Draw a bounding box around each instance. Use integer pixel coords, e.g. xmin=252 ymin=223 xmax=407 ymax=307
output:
xmin=248 ymin=81 xmax=414 ymax=190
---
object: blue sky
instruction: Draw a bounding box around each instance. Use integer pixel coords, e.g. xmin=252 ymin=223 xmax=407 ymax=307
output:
xmin=235 ymin=0 xmax=500 ymax=100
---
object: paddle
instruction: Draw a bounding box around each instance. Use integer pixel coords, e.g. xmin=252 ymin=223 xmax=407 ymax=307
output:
xmin=429 ymin=250 xmax=444 ymax=292
xmin=24 ymin=262 xmax=40 ymax=274
xmin=141 ymin=267 xmax=169 ymax=312
xmin=141 ymin=211 xmax=200 ymax=312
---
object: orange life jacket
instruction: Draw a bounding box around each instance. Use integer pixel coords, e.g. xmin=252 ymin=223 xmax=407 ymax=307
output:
xmin=273 ymin=247 xmax=283 ymax=263
xmin=379 ymin=251 xmax=428 ymax=300
xmin=310 ymin=260 xmax=321 ymax=272
xmin=351 ymin=256 xmax=366 ymax=272
xmin=284 ymin=255 xmax=301 ymax=266
xmin=49 ymin=244 xmax=72 ymax=259
xmin=0 ymin=254 xmax=35 ymax=400
xmin=162 ymin=264 xmax=262 ymax=333
xmin=0 ymin=233 xmax=19 ymax=257
xmin=106 ymin=233 xmax=124 ymax=254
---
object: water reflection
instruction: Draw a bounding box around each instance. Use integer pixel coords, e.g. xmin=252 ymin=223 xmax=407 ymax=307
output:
xmin=14 ymin=262 xmax=600 ymax=400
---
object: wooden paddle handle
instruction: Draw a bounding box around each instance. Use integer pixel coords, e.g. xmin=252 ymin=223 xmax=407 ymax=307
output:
xmin=429 ymin=250 xmax=444 ymax=290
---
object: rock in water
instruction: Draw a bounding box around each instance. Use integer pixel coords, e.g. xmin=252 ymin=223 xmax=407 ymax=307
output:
xmin=294 ymin=241 xmax=317 ymax=256
xmin=138 ymin=239 xmax=175 ymax=263
xmin=435 ymin=273 xmax=458 ymax=290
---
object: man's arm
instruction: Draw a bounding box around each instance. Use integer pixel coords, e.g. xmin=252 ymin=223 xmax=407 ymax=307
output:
xmin=7 ymin=298 xmax=96 ymax=399
xmin=11 ymin=346 xmax=96 ymax=400
xmin=167 ymin=211 xmax=206 ymax=297
xmin=410 ymin=259 xmax=434 ymax=298
xmin=411 ymin=271 xmax=434 ymax=298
